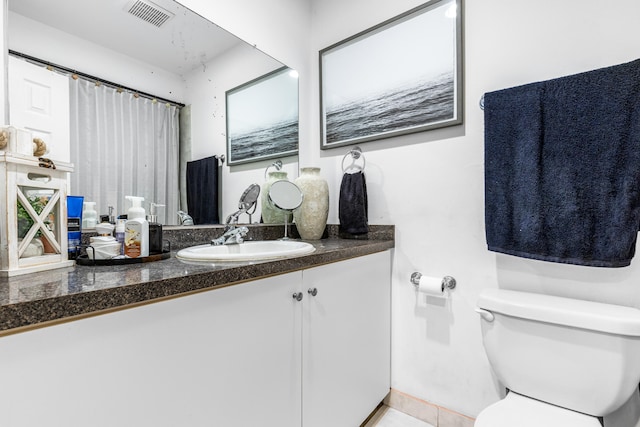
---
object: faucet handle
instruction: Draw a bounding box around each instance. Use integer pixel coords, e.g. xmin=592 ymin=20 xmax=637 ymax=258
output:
xmin=224 ymin=226 xmax=250 ymax=245
xmin=232 ymin=226 xmax=249 ymax=243
xmin=211 ymin=226 xmax=250 ymax=245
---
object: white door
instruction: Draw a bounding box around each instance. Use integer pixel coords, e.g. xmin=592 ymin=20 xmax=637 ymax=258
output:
xmin=302 ymin=251 xmax=392 ymax=427
xmin=0 ymin=272 xmax=303 ymax=427
xmin=8 ymin=56 xmax=70 ymax=162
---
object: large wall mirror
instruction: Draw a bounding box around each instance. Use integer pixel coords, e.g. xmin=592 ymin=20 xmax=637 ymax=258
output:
xmin=6 ymin=0 xmax=299 ymax=225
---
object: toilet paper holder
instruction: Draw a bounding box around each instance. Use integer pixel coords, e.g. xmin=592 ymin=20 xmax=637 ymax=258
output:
xmin=410 ymin=272 xmax=457 ymax=291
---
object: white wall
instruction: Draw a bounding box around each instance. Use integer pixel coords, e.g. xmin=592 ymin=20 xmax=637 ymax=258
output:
xmin=307 ymin=0 xmax=640 ymax=418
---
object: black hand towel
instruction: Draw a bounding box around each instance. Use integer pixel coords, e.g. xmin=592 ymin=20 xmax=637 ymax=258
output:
xmin=339 ymin=171 xmax=368 ymax=235
xmin=485 ymin=58 xmax=640 ymax=267
xmin=186 ymin=156 xmax=220 ymax=225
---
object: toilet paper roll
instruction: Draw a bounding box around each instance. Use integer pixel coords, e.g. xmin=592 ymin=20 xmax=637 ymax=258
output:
xmin=417 ymin=276 xmax=447 ymax=297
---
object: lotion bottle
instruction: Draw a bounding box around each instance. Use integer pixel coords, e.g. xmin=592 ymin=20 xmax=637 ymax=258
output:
xmin=124 ymin=196 xmax=149 ymax=258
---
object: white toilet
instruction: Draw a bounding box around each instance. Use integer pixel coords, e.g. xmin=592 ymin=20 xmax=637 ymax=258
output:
xmin=475 ymin=289 xmax=640 ymax=427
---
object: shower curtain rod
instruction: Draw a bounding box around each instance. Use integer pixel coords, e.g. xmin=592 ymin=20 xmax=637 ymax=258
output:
xmin=9 ymin=50 xmax=185 ymax=108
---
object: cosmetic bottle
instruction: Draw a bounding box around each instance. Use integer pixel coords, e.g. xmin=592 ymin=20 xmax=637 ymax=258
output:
xmin=67 ymin=195 xmax=84 ymax=260
xmin=147 ymin=202 xmax=165 ymax=254
xmin=115 ymin=217 xmax=126 ymax=255
xmin=82 ymin=202 xmax=98 ymax=229
xmin=124 ymin=196 xmax=149 ymax=258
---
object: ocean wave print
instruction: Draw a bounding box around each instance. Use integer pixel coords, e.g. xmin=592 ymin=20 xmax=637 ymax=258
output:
xmin=325 ymin=72 xmax=455 ymax=144
xmin=230 ymin=119 xmax=298 ymax=162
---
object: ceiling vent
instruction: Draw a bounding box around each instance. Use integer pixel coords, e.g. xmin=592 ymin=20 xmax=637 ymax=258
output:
xmin=125 ymin=0 xmax=174 ymax=28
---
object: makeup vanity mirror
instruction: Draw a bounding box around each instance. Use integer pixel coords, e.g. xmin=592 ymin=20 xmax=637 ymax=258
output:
xmin=5 ymin=0 xmax=299 ymax=225
xmin=269 ymin=181 xmax=303 ymax=211
xmin=268 ymin=180 xmax=303 ymax=240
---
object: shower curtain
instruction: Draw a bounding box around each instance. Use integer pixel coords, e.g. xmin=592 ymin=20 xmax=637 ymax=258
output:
xmin=69 ymin=79 xmax=180 ymax=224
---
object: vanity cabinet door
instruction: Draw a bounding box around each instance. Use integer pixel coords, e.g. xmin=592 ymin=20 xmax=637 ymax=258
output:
xmin=0 ymin=271 xmax=302 ymax=427
xmin=301 ymin=251 xmax=391 ymax=427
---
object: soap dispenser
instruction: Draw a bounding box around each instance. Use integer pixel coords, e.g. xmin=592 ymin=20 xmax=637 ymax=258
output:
xmin=124 ymin=196 xmax=149 ymax=258
xmin=82 ymin=202 xmax=98 ymax=229
xmin=147 ymin=202 xmax=165 ymax=254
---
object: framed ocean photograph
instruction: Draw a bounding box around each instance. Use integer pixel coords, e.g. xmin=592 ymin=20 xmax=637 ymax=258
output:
xmin=226 ymin=67 xmax=299 ymax=165
xmin=319 ymin=0 xmax=463 ymax=149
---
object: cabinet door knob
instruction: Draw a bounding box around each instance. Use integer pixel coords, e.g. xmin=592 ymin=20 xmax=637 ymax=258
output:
xmin=307 ymin=287 xmax=318 ymax=297
xmin=292 ymin=292 xmax=303 ymax=302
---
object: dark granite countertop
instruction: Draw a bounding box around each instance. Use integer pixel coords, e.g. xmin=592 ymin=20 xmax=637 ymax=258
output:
xmin=0 ymin=225 xmax=394 ymax=335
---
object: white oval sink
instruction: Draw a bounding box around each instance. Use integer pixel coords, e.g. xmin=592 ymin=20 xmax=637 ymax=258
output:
xmin=176 ymin=240 xmax=316 ymax=262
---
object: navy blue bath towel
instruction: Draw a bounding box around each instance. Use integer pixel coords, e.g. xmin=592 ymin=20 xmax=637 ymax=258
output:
xmin=186 ymin=156 xmax=220 ymax=224
xmin=339 ymin=171 xmax=368 ymax=235
xmin=484 ymin=59 xmax=640 ymax=267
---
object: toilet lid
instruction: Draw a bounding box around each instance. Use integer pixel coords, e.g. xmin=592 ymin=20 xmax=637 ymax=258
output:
xmin=475 ymin=392 xmax=602 ymax=427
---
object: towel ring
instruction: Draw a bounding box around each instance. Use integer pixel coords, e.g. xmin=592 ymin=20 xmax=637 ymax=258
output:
xmin=264 ymin=159 xmax=283 ymax=179
xmin=342 ymin=146 xmax=366 ymax=174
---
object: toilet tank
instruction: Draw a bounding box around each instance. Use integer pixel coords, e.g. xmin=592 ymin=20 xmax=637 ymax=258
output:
xmin=477 ymin=289 xmax=640 ymax=417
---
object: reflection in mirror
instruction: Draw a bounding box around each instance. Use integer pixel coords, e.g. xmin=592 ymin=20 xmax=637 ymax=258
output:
xmin=6 ymin=0 xmax=298 ymax=225
xmin=269 ymin=180 xmax=303 ymax=240
xmin=225 ymin=183 xmax=261 ymax=225
xmin=269 ymin=181 xmax=303 ymax=211
xmin=239 ymin=184 xmax=261 ymax=211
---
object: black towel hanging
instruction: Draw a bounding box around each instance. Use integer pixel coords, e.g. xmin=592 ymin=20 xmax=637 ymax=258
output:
xmin=186 ymin=155 xmax=222 ymax=225
xmin=339 ymin=147 xmax=368 ymax=235
xmin=484 ymin=58 xmax=640 ymax=267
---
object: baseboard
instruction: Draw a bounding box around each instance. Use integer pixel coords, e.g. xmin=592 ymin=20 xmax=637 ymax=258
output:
xmin=361 ymin=401 xmax=386 ymax=426
xmin=384 ymin=389 xmax=475 ymax=427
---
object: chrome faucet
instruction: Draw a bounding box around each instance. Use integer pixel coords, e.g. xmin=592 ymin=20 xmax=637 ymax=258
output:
xmin=212 ymin=206 xmax=251 ymax=246
xmin=211 ymin=204 xmax=252 ymax=246
xmin=177 ymin=210 xmax=194 ymax=225
xmin=211 ymin=183 xmax=260 ymax=245
xmin=211 ymin=226 xmax=249 ymax=246
xmin=226 ymin=183 xmax=261 ymax=225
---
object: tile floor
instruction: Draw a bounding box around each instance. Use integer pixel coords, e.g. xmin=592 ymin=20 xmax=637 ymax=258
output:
xmin=365 ymin=406 xmax=435 ymax=427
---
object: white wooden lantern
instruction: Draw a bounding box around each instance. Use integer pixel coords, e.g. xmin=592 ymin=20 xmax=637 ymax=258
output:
xmin=0 ymin=152 xmax=75 ymax=276
xmin=0 ymin=126 xmax=33 ymax=156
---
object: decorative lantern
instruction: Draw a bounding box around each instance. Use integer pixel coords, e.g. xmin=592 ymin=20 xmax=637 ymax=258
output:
xmin=0 ymin=152 xmax=74 ymax=276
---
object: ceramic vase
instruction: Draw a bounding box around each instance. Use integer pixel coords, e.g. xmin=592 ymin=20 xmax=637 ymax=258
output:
xmin=294 ymin=167 xmax=329 ymax=240
xmin=261 ymin=171 xmax=293 ymax=224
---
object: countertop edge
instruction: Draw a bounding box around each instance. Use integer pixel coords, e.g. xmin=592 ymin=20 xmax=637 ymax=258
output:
xmin=0 ymin=238 xmax=394 ymax=335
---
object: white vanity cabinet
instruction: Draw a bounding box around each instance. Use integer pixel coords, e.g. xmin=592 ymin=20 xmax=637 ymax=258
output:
xmin=0 ymin=250 xmax=391 ymax=427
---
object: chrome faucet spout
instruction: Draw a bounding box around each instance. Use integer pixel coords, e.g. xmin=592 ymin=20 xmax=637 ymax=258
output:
xmin=177 ymin=210 xmax=194 ymax=225
xmin=211 ymin=226 xmax=249 ymax=246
